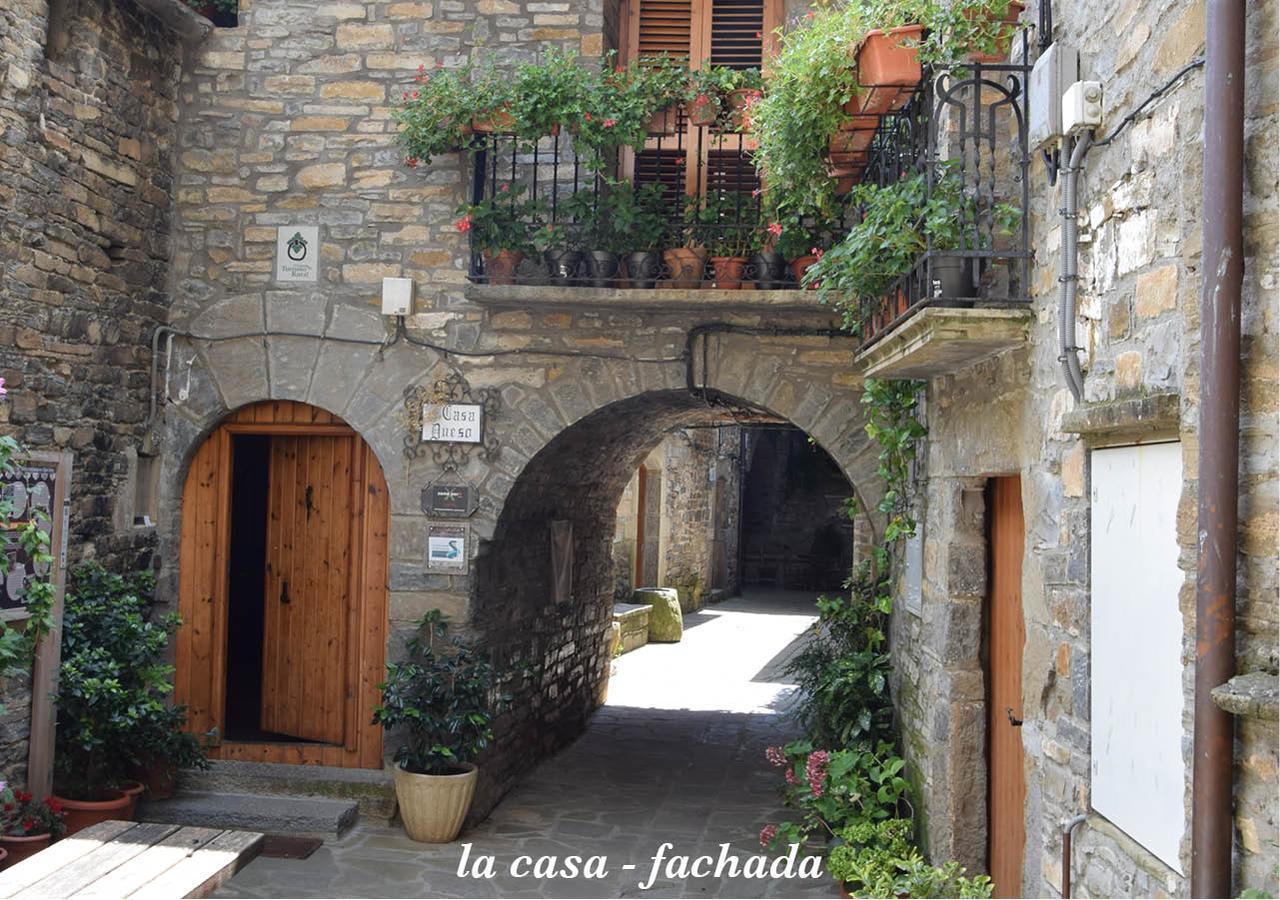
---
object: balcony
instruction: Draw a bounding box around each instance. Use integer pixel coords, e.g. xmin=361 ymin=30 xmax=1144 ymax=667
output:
xmin=462 ymin=45 xmax=1033 ymax=378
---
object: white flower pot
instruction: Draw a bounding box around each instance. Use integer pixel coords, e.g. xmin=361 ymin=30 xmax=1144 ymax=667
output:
xmin=393 ymin=762 xmax=478 ymax=843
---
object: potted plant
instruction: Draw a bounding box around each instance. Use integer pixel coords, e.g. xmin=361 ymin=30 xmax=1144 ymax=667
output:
xmin=512 ymin=48 xmax=584 ymax=140
xmin=664 ymin=195 xmax=718 ymax=288
xmin=613 ymin=180 xmax=671 ymax=289
xmin=685 ymin=64 xmax=742 ymax=126
xmin=724 ymin=67 xmax=764 ymax=123
xmin=373 ymin=610 xmax=504 ymax=844
xmin=575 ymin=57 xmax=662 ymax=171
xmin=394 ymin=63 xmax=477 ymax=166
xmin=531 ymin=221 xmax=577 ymax=286
xmin=638 ymin=56 xmax=691 ymax=135
xmin=0 ymin=785 xmax=66 ymax=868
xmin=456 ymin=184 xmax=536 ymax=286
xmin=700 ymin=191 xmax=755 ymax=289
xmin=469 ymin=59 xmax=518 ymax=133
xmin=751 ymin=219 xmax=789 ymax=289
xmin=53 ymin=564 xmax=208 ymax=835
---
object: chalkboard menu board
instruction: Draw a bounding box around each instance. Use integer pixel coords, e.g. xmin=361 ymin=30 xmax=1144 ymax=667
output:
xmin=1 ymin=459 xmax=63 ymax=617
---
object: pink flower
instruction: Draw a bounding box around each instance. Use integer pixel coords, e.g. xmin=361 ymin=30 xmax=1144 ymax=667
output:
xmin=584 ymin=112 xmax=592 ymax=121
xmin=499 ymin=182 xmax=510 ymax=192
xmin=456 ymin=213 xmax=473 ymax=233
xmin=602 ymin=118 xmax=616 ymax=128
xmin=755 ymin=31 xmax=762 ymax=38
xmin=0 ymin=377 xmax=6 ymax=397
xmin=805 ymin=750 xmax=830 ymax=798
xmin=759 ymin=825 xmax=778 ymax=848
xmin=767 ymin=222 xmax=782 ymax=237
xmin=752 ymin=188 xmax=762 ymax=198
xmin=785 ymin=768 xmax=798 ymax=785
xmin=765 ymin=746 xmax=786 ymax=767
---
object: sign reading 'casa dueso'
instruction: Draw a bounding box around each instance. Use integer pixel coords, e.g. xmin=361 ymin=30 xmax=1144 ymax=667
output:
xmin=275 ymin=226 xmax=319 ymax=282
xmin=422 ymin=402 xmax=483 ymax=444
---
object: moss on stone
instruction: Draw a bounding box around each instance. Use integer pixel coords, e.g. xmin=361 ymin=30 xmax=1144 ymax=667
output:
xmin=634 ymin=588 xmax=683 ymax=642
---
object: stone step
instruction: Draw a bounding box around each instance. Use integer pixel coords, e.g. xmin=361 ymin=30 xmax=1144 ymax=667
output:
xmin=176 ymin=760 xmax=398 ymax=824
xmin=137 ymin=790 xmax=359 ymax=839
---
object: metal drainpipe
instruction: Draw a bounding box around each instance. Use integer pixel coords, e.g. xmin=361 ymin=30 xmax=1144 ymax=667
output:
xmin=1061 ymin=814 xmax=1087 ymax=898
xmin=1191 ymin=2 xmax=1245 ymax=897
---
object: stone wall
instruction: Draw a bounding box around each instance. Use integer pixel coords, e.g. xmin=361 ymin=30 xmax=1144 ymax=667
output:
xmin=0 ymin=0 xmax=191 ymax=781
xmin=891 ymin=1 xmax=1279 ymax=896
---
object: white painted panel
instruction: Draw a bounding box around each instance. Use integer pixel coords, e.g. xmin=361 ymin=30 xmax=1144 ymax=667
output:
xmin=1090 ymin=441 xmax=1186 ymax=873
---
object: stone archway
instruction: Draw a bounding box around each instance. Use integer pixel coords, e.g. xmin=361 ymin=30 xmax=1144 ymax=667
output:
xmin=470 ymin=386 xmax=876 ymax=810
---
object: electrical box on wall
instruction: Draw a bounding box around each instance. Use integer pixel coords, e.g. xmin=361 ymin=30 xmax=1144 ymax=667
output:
xmin=1028 ymin=43 xmax=1078 ymax=149
xmin=1063 ymin=80 xmax=1104 ymax=133
xmin=381 ymin=277 xmax=414 ymax=316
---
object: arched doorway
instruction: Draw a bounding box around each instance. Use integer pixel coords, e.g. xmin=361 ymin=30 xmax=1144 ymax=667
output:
xmin=471 ymin=389 xmax=868 ymax=805
xmin=174 ymin=400 xmax=389 ymax=768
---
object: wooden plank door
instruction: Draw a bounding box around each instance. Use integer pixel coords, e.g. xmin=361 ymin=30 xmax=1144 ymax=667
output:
xmin=987 ymin=476 xmax=1026 ymax=898
xmin=260 ymin=435 xmax=354 ymax=743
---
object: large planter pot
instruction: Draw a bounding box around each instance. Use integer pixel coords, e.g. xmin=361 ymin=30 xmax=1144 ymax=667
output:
xmin=645 ymin=103 xmax=682 ymax=136
xmin=54 ymin=789 xmax=131 ymax=837
xmin=482 ymin=249 xmax=523 ymax=286
xmin=750 ymin=251 xmax=788 ymax=289
xmin=857 ymin=24 xmax=925 ymax=87
xmin=544 ymin=249 xmax=582 ymax=286
xmin=584 ymin=250 xmax=620 ymax=288
xmin=119 ymin=780 xmax=145 ymax=820
xmin=964 ymin=1 xmax=1026 ymax=63
xmin=394 ymin=763 xmax=478 ymax=844
xmin=709 ymin=256 xmax=747 ymax=290
xmin=0 ymin=833 xmax=50 ymax=869
xmin=663 ymin=247 xmax=707 ymax=288
xmin=623 ymin=251 xmax=662 ymax=289
xmin=790 ymin=254 xmax=820 ymax=289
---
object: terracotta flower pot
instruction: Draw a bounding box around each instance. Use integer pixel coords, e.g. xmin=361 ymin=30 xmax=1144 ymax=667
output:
xmin=645 ymin=103 xmax=681 ymax=135
xmin=710 ymin=256 xmax=747 ymax=289
xmin=726 ymin=88 xmax=761 ymax=113
xmin=54 ymin=789 xmax=131 ymax=837
xmin=482 ymin=249 xmax=523 ymax=285
xmin=663 ymin=247 xmax=707 ymax=288
xmin=0 ymin=833 xmax=50 ymax=869
xmin=857 ymin=24 xmax=925 ymax=86
xmin=688 ymin=95 xmax=718 ymax=126
xmin=119 ymin=780 xmax=145 ymax=820
xmin=471 ymin=105 xmax=516 ymax=133
xmin=964 ymin=0 xmax=1026 ymax=63
xmin=790 ymin=254 xmax=820 ymax=289
xmin=394 ymin=763 xmax=478 ymax=843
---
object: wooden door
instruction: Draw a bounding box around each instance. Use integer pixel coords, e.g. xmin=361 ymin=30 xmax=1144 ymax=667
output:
xmin=176 ymin=401 xmax=389 ymax=768
xmin=260 ymin=435 xmax=356 ymax=743
xmin=987 ymin=476 xmax=1026 ymax=897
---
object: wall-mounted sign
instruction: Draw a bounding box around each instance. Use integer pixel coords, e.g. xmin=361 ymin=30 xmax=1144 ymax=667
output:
xmin=427 ymin=524 xmax=468 ymax=573
xmin=422 ymin=403 xmax=483 ymax=444
xmin=422 ymin=481 xmax=478 ymax=518
xmin=1 ymin=460 xmax=62 ymax=617
xmin=275 ymin=226 xmax=319 ymax=282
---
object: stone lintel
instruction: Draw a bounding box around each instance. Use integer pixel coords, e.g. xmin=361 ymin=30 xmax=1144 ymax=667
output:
xmin=131 ymin=0 xmax=213 ymax=40
xmin=854 ymin=307 xmax=1032 ymax=379
xmin=1060 ymin=391 xmax=1181 ymax=445
xmin=1211 ymin=671 xmax=1279 ymax=721
xmin=465 ymin=283 xmax=848 ymax=324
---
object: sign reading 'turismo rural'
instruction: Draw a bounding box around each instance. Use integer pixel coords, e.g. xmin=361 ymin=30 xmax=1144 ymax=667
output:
xmin=422 ymin=403 xmax=483 ymax=443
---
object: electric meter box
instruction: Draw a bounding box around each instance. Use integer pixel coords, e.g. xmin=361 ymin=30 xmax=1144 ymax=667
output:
xmin=381 ymin=277 xmax=414 ymax=316
xmin=1028 ymin=43 xmax=1078 ymax=149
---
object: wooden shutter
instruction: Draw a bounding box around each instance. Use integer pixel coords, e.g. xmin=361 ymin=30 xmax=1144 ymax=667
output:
xmin=709 ymin=0 xmax=764 ymax=69
xmin=631 ymin=0 xmax=696 ymax=60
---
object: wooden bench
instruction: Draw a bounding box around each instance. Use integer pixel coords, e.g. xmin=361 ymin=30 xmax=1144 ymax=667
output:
xmin=0 ymin=820 xmax=264 ymax=899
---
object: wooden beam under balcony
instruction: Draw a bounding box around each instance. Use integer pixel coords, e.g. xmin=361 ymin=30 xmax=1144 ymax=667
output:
xmin=855 ymin=307 xmax=1032 ymax=379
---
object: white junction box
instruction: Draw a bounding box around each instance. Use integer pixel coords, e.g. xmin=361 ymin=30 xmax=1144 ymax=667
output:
xmin=1063 ymin=80 xmax=1104 ymax=134
xmin=381 ymin=276 xmax=414 ymax=316
xmin=1028 ymin=43 xmax=1078 ymax=149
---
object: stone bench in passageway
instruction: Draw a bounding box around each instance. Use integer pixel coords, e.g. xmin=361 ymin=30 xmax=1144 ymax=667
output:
xmin=612 ymin=602 xmax=652 ymax=655
xmin=632 ymin=587 xmax=684 ymax=643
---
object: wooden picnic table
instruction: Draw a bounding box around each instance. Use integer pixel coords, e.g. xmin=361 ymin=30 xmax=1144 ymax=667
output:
xmin=0 ymin=820 xmax=264 ymax=899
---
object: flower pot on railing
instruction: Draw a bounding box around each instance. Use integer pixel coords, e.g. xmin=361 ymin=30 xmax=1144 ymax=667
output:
xmin=688 ymin=94 xmax=718 ymax=126
xmin=930 ymin=256 xmax=968 ymax=299
xmin=482 ymin=249 xmax=523 ymax=285
xmin=751 ymin=251 xmax=788 ymax=289
xmin=710 ymin=256 xmax=747 ymax=290
xmin=663 ymin=247 xmax=707 ymax=288
xmin=790 ymin=254 xmax=820 ymax=289
xmin=855 ymin=24 xmax=924 ymax=116
xmin=624 ymin=251 xmax=662 ymax=289
xmin=964 ymin=1 xmax=1025 ymax=63
xmin=471 ymin=105 xmax=516 ymax=133
xmin=645 ymin=103 xmax=682 ymax=135
xmin=584 ymin=250 xmax=620 ymax=288
xmin=545 ymin=249 xmax=582 ymax=286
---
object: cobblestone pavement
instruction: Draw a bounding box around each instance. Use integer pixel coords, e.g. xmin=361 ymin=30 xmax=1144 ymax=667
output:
xmin=218 ymin=591 xmax=834 ymax=898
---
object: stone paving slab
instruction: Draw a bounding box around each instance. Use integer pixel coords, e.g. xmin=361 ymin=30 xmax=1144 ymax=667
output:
xmin=217 ymin=592 xmax=836 ymax=899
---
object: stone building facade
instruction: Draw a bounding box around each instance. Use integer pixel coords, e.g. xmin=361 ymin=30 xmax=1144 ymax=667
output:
xmin=0 ymin=0 xmax=1275 ymax=897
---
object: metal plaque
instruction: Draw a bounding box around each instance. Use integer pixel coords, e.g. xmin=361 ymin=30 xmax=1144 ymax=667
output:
xmin=422 ymin=482 xmax=478 ymax=518
xmin=427 ymin=524 xmax=468 ymax=573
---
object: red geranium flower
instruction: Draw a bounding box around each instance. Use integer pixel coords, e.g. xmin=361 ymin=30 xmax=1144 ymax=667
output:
xmin=404 ymin=157 xmax=419 ymax=168
xmin=602 ymin=118 xmax=616 ymax=128
xmin=456 ymin=213 xmax=473 ymax=233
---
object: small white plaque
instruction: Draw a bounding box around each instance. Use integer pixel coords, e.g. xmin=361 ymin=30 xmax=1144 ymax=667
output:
xmin=422 ymin=403 xmax=483 ymax=443
xmin=427 ymin=524 xmax=468 ymax=573
xmin=275 ymin=226 xmax=319 ymax=282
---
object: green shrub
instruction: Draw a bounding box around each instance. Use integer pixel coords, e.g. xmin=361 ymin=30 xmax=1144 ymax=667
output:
xmin=828 ymin=818 xmax=994 ymax=898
